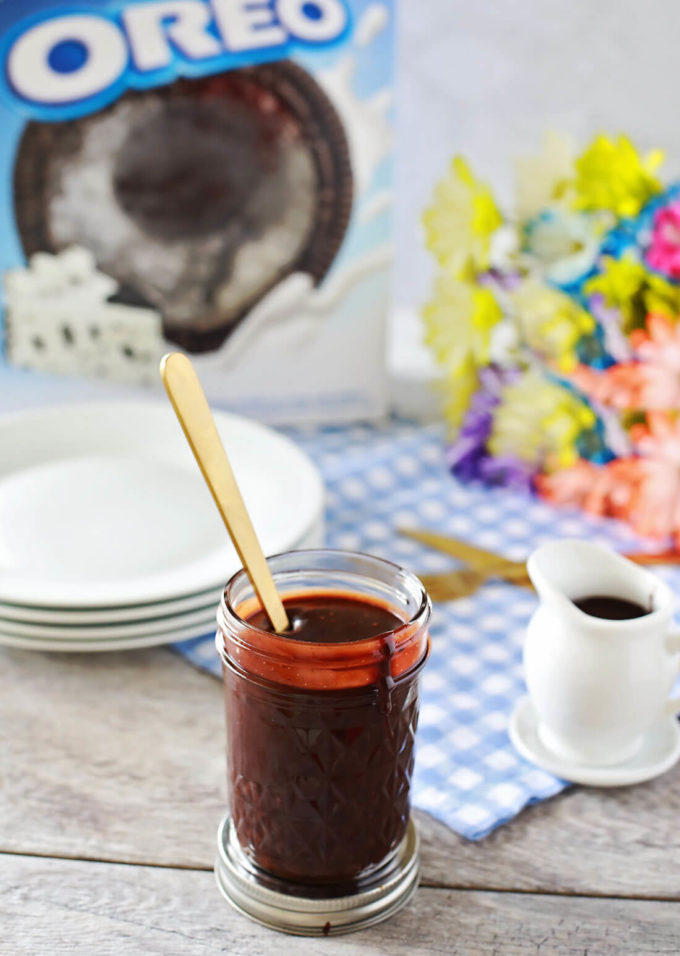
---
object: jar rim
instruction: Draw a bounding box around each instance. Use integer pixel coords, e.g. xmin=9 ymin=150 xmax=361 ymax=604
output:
xmin=218 ymin=548 xmax=431 ymax=650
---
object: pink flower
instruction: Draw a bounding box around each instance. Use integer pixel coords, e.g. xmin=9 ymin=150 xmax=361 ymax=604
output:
xmin=630 ymin=312 xmax=680 ymax=367
xmin=647 ymin=201 xmax=680 ymax=278
xmin=626 ymin=413 xmax=680 ymax=544
xmin=569 ymin=363 xmax=644 ymax=410
xmin=535 ymin=459 xmax=636 ymax=518
xmin=568 ymin=313 xmax=680 ymax=410
xmin=538 ymin=413 xmax=680 ymax=548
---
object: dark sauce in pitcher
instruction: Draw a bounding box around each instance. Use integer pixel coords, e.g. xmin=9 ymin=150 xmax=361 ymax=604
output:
xmin=223 ymin=592 xmax=424 ymax=890
xmin=573 ymin=595 xmax=650 ymax=620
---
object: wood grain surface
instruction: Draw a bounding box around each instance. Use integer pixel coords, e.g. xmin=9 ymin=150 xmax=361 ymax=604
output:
xmin=2 ymin=644 xmax=680 ymax=953
xmin=3 ymin=854 xmax=679 ymax=956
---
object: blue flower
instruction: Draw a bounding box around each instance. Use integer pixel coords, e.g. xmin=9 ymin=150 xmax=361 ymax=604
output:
xmin=523 ymin=208 xmax=604 ymax=287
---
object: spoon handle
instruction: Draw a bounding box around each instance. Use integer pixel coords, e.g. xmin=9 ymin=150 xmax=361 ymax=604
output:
xmin=161 ymin=353 xmax=289 ymax=633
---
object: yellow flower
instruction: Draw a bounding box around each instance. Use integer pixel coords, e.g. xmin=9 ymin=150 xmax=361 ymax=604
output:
xmin=423 ymin=273 xmax=502 ymax=429
xmin=423 ymin=273 xmax=502 ymax=370
xmin=510 ymin=279 xmax=595 ymax=371
xmin=438 ymin=353 xmax=479 ymax=434
xmin=423 ymin=157 xmax=502 ymax=275
xmin=645 ymin=273 xmax=680 ymax=320
xmin=489 ymin=371 xmax=595 ymax=469
xmin=584 ymin=254 xmax=680 ymax=328
xmin=515 ymin=131 xmax=574 ymax=220
xmin=573 ymin=134 xmax=664 ymax=218
xmin=583 ymin=254 xmax=646 ymax=321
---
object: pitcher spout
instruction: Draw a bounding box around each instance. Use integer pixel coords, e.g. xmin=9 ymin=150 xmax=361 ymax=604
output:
xmin=527 ymin=539 xmax=666 ymax=619
xmin=526 ymin=540 xmax=582 ymax=617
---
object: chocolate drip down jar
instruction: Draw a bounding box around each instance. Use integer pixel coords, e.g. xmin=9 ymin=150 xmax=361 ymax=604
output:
xmin=214 ymin=550 xmax=431 ymax=935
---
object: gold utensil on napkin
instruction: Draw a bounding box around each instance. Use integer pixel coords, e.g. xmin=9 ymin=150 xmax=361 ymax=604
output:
xmin=417 ymin=568 xmax=512 ymax=603
xmin=401 ymin=527 xmax=531 ymax=586
xmin=401 ymin=526 xmax=680 ymax=602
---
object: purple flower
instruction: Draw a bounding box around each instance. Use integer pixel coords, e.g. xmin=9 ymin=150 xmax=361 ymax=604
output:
xmin=587 ymin=293 xmax=633 ymax=363
xmin=446 ymin=404 xmax=494 ymax=481
xmin=478 ymin=363 xmax=521 ymax=396
xmin=478 ymin=268 xmax=523 ymax=291
xmin=446 ymin=365 xmax=532 ymax=488
xmin=477 ymin=455 xmax=536 ymax=492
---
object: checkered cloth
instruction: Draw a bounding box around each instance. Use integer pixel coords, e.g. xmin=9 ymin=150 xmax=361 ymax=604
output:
xmin=175 ymin=420 xmax=672 ymax=839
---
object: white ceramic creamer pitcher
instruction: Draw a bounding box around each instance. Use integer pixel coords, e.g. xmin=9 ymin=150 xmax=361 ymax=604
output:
xmin=525 ymin=539 xmax=680 ymax=766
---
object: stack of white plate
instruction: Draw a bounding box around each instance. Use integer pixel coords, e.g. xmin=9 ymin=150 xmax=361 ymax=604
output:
xmin=0 ymin=402 xmax=324 ymax=652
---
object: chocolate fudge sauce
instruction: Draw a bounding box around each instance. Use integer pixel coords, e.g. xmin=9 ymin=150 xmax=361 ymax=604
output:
xmin=248 ymin=594 xmax=403 ymax=644
xmin=223 ymin=592 xmax=424 ymax=889
xmin=573 ymin=595 xmax=649 ymax=620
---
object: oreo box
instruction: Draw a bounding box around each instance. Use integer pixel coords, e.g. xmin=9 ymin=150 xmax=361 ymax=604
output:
xmin=0 ymin=0 xmax=394 ymax=422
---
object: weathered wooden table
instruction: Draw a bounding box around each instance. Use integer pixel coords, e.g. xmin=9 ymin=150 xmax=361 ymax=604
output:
xmin=2 ymin=645 xmax=678 ymax=955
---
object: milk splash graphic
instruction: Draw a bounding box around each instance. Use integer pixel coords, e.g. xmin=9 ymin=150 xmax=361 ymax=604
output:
xmin=202 ymin=1 xmax=394 ymax=374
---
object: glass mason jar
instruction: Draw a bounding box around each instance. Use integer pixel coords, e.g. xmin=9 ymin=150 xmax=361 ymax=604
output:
xmin=215 ymin=549 xmax=430 ymax=910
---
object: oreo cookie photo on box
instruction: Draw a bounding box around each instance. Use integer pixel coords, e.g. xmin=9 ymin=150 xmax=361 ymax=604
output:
xmin=0 ymin=0 xmax=394 ymax=422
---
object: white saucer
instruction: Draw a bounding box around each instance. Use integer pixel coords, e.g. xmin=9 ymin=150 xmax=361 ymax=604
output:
xmin=0 ymin=402 xmax=324 ymax=608
xmin=509 ymin=696 xmax=680 ymax=787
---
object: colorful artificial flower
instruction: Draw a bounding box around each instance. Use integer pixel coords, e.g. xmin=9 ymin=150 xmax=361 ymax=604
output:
xmin=587 ymin=294 xmax=634 ymax=363
xmin=598 ymin=406 xmax=634 ymax=460
xmin=444 ymin=371 xmax=499 ymax=482
xmin=488 ymin=316 xmax=522 ymax=364
xmin=646 ymin=200 xmax=680 ymax=279
xmin=515 ymin=131 xmax=574 ymax=221
xmin=423 ymin=272 xmax=502 ymax=371
xmin=623 ymin=413 xmax=680 ymax=545
xmin=438 ymin=353 xmax=480 ymax=436
xmin=423 ymin=273 xmax=502 ymax=428
xmin=488 ymin=225 xmax=522 ymax=276
xmin=631 ymin=310 xmax=680 ymax=366
xmin=642 ymin=273 xmax=680 ymax=319
xmin=535 ymin=458 xmax=637 ymax=520
xmin=569 ymin=312 xmax=680 ymax=411
xmin=627 ymin=312 xmax=680 ymax=408
xmin=446 ymin=365 xmax=533 ymax=488
xmin=583 ymin=253 xmax=647 ymax=324
xmin=568 ymin=363 xmax=642 ymax=410
xmin=583 ymin=253 xmax=680 ymax=329
xmin=487 ymin=370 xmax=596 ymax=471
xmin=423 ymin=157 xmax=502 ymax=275
xmin=476 ymin=455 xmax=537 ymax=491
xmin=509 ymin=279 xmax=594 ymax=371
xmin=536 ymin=415 xmax=680 ymax=546
xmin=422 ymin=132 xmax=680 ymax=549
xmin=572 ymin=134 xmax=664 ymax=218
xmin=522 ymin=208 xmax=605 ymax=286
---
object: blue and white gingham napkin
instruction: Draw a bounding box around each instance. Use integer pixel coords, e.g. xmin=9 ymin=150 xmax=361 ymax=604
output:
xmin=175 ymin=420 xmax=678 ymax=839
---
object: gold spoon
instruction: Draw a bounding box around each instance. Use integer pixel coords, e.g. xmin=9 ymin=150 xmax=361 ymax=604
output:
xmin=160 ymin=352 xmax=290 ymax=632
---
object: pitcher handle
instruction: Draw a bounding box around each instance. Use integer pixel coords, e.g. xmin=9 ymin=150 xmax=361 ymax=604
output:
xmin=665 ymin=628 xmax=680 ymax=716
